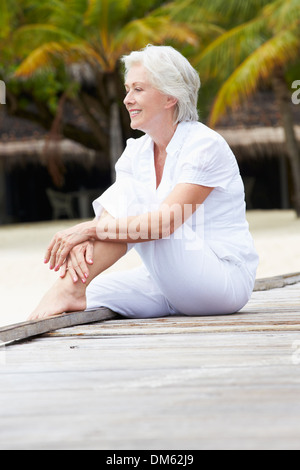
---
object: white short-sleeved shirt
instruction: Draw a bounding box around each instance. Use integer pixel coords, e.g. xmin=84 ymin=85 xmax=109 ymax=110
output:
xmin=93 ymin=121 xmax=259 ymax=280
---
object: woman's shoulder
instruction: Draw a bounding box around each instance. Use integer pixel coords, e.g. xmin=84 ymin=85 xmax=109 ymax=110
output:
xmin=186 ymin=121 xmax=230 ymax=149
xmin=125 ymin=133 xmax=151 ymax=153
xmin=182 ymin=121 xmax=237 ymax=168
xmin=177 ymin=122 xmax=239 ymax=190
xmin=116 ymin=133 xmax=151 ymax=174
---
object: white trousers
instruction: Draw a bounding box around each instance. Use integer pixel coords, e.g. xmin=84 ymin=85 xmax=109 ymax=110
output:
xmin=86 ymin=235 xmax=254 ymax=318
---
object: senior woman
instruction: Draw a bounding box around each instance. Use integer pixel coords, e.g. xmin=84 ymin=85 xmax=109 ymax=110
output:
xmin=29 ymin=45 xmax=259 ymax=320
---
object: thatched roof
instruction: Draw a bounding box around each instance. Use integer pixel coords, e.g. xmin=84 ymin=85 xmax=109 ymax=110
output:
xmin=1 ymin=125 xmax=299 ymax=170
xmin=214 ymin=88 xmax=300 ymax=159
xmin=1 ymin=87 xmax=299 ymax=166
xmin=0 ymin=138 xmax=104 ymax=170
xmin=218 ymin=125 xmax=300 ymax=160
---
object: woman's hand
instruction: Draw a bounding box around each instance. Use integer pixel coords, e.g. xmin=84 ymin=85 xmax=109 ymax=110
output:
xmin=44 ymin=220 xmax=97 ymax=272
xmin=60 ymin=241 xmax=94 ymax=283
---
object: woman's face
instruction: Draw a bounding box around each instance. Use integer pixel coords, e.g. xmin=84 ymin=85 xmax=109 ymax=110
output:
xmin=124 ymin=64 xmax=174 ymax=134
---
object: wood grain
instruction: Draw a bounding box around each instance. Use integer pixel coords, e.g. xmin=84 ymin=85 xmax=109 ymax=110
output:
xmin=1 ymin=280 xmax=300 ymax=449
xmin=0 ymin=308 xmax=117 ymax=346
xmin=0 ymin=272 xmax=299 ymax=346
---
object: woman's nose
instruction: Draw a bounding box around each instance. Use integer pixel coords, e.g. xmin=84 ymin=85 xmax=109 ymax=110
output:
xmin=124 ymin=90 xmax=134 ymax=106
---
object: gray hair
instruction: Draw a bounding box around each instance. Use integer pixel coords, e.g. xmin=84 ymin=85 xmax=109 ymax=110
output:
xmin=121 ymin=45 xmax=200 ymax=123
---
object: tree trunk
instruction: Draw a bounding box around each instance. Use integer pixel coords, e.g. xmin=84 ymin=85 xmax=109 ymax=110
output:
xmin=76 ymin=92 xmax=109 ymax=151
xmin=6 ymin=90 xmax=104 ymax=151
xmin=0 ymin=159 xmax=7 ymax=225
xmin=107 ymin=73 xmax=125 ymax=183
xmin=272 ymin=68 xmax=300 ymax=217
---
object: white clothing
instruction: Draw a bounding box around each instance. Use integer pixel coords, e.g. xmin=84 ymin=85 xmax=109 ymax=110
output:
xmin=87 ymin=121 xmax=259 ymax=317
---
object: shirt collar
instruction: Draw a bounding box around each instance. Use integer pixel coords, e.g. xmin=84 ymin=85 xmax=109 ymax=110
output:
xmin=139 ymin=121 xmax=192 ymax=157
xmin=166 ymin=121 xmax=191 ymax=156
xmin=139 ymin=134 xmax=154 ymax=155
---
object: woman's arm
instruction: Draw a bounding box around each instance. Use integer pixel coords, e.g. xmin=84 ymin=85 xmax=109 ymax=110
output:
xmin=97 ymin=183 xmax=213 ymax=241
xmin=45 ymin=183 xmax=213 ymax=271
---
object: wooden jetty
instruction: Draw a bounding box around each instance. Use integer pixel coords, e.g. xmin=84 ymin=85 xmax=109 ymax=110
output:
xmin=0 ymin=274 xmax=300 ymax=450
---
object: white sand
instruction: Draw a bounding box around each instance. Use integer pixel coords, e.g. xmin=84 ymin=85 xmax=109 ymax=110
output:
xmin=0 ymin=210 xmax=299 ymax=328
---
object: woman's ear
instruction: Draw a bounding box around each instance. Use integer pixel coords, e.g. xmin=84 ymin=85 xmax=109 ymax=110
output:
xmin=165 ymin=95 xmax=178 ymax=110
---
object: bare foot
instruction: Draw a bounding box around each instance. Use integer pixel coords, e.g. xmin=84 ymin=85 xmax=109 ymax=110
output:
xmin=28 ymin=275 xmax=87 ymax=321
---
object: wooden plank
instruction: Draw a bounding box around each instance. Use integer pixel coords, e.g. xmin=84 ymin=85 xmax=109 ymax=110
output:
xmin=1 ymin=274 xmax=299 ymax=347
xmin=1 ymin=282 xmax=300 ymax=450
xmin=0 ymin=308 xmax=117 ymax=346
xmin=254 ymin=272 xmax=300 ymax=291
xmin=45 ymin=282 xmax=300 ymax=338
xmin=1 ymin=324 xmax=300 ymax=449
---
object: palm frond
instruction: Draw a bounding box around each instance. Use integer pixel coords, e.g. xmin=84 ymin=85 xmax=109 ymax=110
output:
xmin=158 ymin=0 xmax=224 ymax=48
xmin=37 ymin=0 xmax=88 ymax=37
xmin=209 ymin=26 xmax=300 ymax=126
xmin=0 ymin=0 xmax=16 ymax=39
xmin=263 ymin=0 xmax=300 ymax=33
xmin=84 ymin=0 xmax=131 ymax=30
xmin=14 ymin=40 xmax=107 ymax=77
xmin=195 ymin=15 xmax=267 ymax=81
xmin=186 ymin=0 xmax=272 ymax=25
xmin=14 ymin=24 xmax=79 ymax=42
xmin=12 ymin=24 xmax=82 ymax=59
xmin=115 ymin=14 xmax=197 ymax=53
xmin=159 ymin=0 xmax=222 ymax=23
xmin=14 ymin=42 xmax=65 ymax=77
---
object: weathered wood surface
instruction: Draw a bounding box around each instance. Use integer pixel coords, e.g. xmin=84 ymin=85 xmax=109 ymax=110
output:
xmin=1 ymin=272 xmax=299 ymax=346
xmin=0 ymin=280 xmax=300 ymax=450
xmin=254 ymin=272 xmax=300 ymax=291
xmin=0 ymin=308 xmax=117 ymax=346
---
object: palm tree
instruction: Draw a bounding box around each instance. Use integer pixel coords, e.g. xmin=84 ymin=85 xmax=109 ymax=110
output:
xmin=13 ymin=0 xmax=197 ymax=181
xmin=194 ymin=0 xmax=300 ymax=216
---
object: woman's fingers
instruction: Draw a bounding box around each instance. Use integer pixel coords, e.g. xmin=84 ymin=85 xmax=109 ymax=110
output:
xmin=44 ymin=236 xmax=57 ymax=266
xmin=54 ymin=243 xmax=71 ymax=271
xmin=68 ymin=241 xmax=95 ymax=283
xmin=44 ymin=221 xmax=94 ymax=271
xmin=60 ymin=262 xmax=67 ymax=279
xmin=86 ymin=242 xmax=94 ymax=265
xmin=59 ymin=257 xmax=79 ymax=283
xmin=44 ymin=226 xmax=94 ymax=279
xmin=50 ymin=243 xmax=62 ymax=271
xmin=52 ymin=236 xmax=86 ymax=271
xmin=44 ymin=232 xmax=66 ymax=270
xmin=70 ymin=248 xmax=87 ymax=283
xmin=68 ymin=264 xmax=79 ymax=284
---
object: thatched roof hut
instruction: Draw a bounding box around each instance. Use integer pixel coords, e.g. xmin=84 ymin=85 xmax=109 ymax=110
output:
xmin=0 ymin=138 xmax=103 ymax=170
xmin=1 ymin=125 xmax=299 ymax=168
xmin=0 ymin=110 xmax=108 ymax=224
xmin=218 ymin=125 xmax=300 ymax=160
xmin=0 ymin=87 xmax=299 ymax=223
xmin=1 ymin=87 xmax=299 ymax=167
xmin=0 ymin=106 xmax=107 ymax=171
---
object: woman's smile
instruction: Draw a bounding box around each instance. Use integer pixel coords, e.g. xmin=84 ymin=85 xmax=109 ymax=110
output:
xmin=124 ymin=64 xmax=172 ymax=134
xmin=129 ymin=109 xmax=142 ymax=117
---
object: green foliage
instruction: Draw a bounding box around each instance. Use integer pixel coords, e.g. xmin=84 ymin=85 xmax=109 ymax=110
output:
xmin=194 ymin=0 xmax=300 ymax=125
xmin=0 ymin=0 xmax=198 ymax=121
xmin=2 ymin=0 xmax=300 ymax=127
